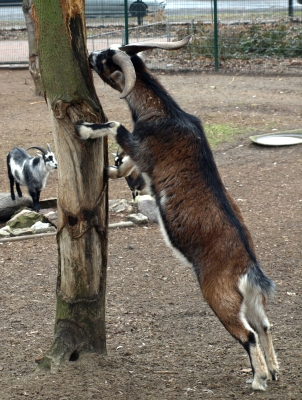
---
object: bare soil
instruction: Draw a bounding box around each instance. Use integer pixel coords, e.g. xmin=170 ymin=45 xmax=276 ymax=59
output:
xmin=0 ymin=69 xmax=302 ymax=399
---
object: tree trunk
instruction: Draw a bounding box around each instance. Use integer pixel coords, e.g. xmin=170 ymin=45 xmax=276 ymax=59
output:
xmin=32 ymin=0 xmax=108 ymax=371
xmin=22 ymin=0 xmax=44 ymax=96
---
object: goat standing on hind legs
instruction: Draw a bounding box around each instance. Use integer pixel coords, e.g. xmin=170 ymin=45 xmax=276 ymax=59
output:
xmin=76 ymin=36 xmax=279 ymax=391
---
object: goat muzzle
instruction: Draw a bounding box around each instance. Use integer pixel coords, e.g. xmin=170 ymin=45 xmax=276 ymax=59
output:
xmin=88 ymin=52 xmax=96 ymax=68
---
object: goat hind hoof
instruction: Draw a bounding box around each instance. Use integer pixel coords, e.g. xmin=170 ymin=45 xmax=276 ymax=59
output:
xmin=251 ymin=375 xmax=267 ymax=391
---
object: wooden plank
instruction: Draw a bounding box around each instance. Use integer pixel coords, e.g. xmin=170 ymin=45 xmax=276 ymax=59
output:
xmin=0 ymin=221 xmax=135 ymax=243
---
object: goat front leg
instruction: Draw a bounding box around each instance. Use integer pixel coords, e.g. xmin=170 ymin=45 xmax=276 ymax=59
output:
xmin=76 ymin=121 xmax=122 ymax=140
xmin=16 ymin=182 xmax=22 ymax=198
xmin=108 ymin=155 xmax=135 ymax=179
xmin=30 ymin=190 xmax=40 ymax=212
xmin=76 ymin=121 xmax=136 ymax=179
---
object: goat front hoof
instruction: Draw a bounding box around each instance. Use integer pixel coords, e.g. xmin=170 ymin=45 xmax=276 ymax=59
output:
xmin=75 ymin=120 xmax=92 ymax=140
xmin=107 ymin=166 xmax=118 ymax=179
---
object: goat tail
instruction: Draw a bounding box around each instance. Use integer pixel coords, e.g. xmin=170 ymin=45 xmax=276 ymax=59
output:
xmin=242 ymin=263 xmax=275 ymax=300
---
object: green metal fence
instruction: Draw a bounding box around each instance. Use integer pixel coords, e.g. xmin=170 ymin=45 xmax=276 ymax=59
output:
xmin=0 ymin=1 xmax=301 ymax=74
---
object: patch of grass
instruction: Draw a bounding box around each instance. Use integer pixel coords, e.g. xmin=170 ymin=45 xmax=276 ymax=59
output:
xmin=176 ymin=20 xmax=302 ymax=59
xmin=204 ymin=123 xmax=239 ymax=147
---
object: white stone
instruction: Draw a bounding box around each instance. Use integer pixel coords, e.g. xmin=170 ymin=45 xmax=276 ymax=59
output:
xmin=43 ymin=211 xmax=58 ymax=228
xmin=127 ymin=213 xmax=148 ymax=225
xmin=31 ymin=221 xmax=56 ymax=234
xmin=0 ymin=228 xmax=10 ymax=237
xmin=1 ymin=225 xmax=11 ymax=233
xmin=109 ymin=199 xmax=133 ymax=214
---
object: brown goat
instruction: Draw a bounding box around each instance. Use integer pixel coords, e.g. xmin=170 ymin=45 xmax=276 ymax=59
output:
xmin=76 ymin=36 xmax=279 ymax=391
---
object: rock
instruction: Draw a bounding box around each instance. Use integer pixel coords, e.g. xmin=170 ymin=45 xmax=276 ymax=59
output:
xmin=39 ymin=198 xmax=57 ymax=209
xmin=43 ymin=211 xmax=58 ymax=228
xmin=6 ymin=209 xmax=44 ymax=229
xmin=31 ymin=221 xmax=56 ymax=234
xmin=109 ymin=199 xmax=133 ymax=214
xmin=0 ymin=228 xmax=10 ymax=238
xmin=127 ymin=213 xmax=148 ymax=225
xmin=0 ymin=193 xmax=33 ymax=222
xmin=9 ymin=227 xmax=34 ymax=237
xmin=136 ymin=195 xmax=158 ymax=223
xmin=0 ymin=226 xmax=11 ymax=233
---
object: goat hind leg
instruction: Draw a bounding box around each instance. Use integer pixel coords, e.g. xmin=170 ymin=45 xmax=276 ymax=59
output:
xmin=7 ymin=160 xmax=17 ymax=200
xmin=258 ymin=324 xmax=278 ymax=381
xmin=9 ymin=177 xmax=16 ymax=200
xmin=245 ymin=297 xmax=279 ymax=381
xmin=203 ymin=289 xmax=269 ymax=391
xmin=227 ymin=318 xmax=268 ymax=390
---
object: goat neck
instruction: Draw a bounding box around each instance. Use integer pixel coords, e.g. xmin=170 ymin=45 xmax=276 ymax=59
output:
xmin=125 ymin=56 xmax=175 ymax=121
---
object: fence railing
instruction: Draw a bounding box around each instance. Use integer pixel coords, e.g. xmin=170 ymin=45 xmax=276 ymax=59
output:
xmin=0 ymin=1 xmax=301 ymax=74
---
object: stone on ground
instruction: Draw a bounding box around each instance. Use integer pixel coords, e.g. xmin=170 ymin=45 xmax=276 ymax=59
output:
xmin=0 ymin=193 xmax=33 ymax=221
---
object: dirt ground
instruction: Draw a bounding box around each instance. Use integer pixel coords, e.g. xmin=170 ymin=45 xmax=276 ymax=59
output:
xmin=0 ymin=69 xmax=302 ymax=399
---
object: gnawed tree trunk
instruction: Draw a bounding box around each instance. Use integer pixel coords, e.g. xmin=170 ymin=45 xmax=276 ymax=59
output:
xmin=22 ymin=0 xmax=43 ymax=96
xmin=32 ymin=0 xmax=108 ymax=371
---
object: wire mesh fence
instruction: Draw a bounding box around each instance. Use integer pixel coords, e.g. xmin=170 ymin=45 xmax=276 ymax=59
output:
xmin=0 ymin=1 xmax=301 ymax=74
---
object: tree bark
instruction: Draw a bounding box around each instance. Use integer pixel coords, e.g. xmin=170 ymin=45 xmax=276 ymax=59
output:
xmin=22 ymin=0 xmax=44 ymax=96
xmin=32 ymin=0 xmax=108 ymax=371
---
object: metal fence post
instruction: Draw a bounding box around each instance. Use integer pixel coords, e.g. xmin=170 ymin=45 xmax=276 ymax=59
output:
xmin=288 ymin=0 xmax=294 ymax=18
xmin=213 ymin=0 xmax=219 ymax=71
xmin=166 ymin=21 xmax=171 ymax=41
xmin=124 ymin=0 xmax=129 ymax=45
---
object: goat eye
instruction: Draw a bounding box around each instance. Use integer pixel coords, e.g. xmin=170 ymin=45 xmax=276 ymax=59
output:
xmin=48 ymin=156 xmax=53 ymax=161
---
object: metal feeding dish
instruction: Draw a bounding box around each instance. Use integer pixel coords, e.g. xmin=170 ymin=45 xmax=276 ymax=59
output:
xmin=249 ymin=129 xmax=302 ymax=146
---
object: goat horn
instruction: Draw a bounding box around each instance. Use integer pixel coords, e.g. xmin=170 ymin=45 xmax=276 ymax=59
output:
xmin=119 ymin=35 xmax=192 ymax=56
xmin=112 ymin=50 xmax=136 ymax=99
xmin=47 ymin=143 xmax=52 ymax=152
xmin=27 ymin=146 xmax=47 ymax=155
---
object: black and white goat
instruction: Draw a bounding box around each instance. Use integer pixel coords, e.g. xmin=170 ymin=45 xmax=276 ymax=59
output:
xmin=76 ymin=36 xmax=279 ymax=391
xmin=114 ymin=148 xmax=148 ymax=200
xmin=7 ymin=144 xmax=57 ymax=212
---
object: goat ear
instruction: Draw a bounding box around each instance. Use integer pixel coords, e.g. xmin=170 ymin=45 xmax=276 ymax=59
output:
xmin=37 ymin=153 xmax=42 ymax=158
